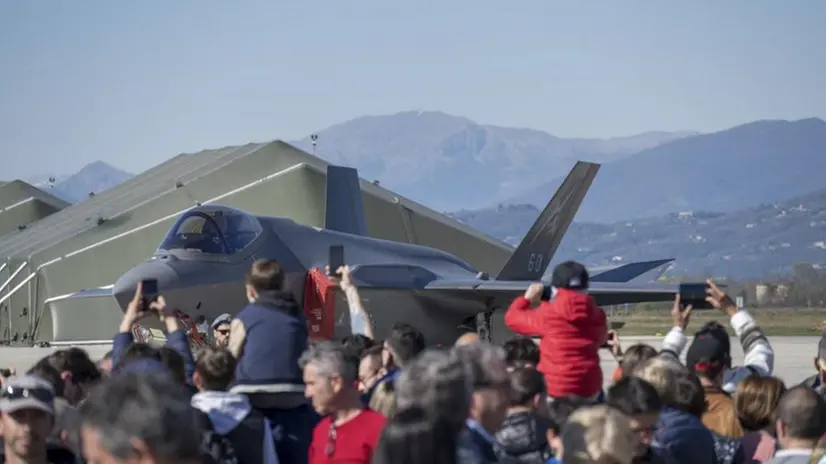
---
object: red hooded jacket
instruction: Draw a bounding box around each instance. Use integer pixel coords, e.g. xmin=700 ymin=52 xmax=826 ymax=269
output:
xmin=504 ymin=288 xmax=607 ymax=398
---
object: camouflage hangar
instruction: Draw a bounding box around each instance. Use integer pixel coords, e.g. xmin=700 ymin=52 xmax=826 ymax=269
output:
xmin=0 ymin=180 xmax=69 ymax=239
xmin=0 ymin=141 xmax=513 ymax=344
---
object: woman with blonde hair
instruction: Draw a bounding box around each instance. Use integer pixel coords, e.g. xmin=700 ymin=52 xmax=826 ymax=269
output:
xmin=557 ymin=404 xmax=635 ymax=464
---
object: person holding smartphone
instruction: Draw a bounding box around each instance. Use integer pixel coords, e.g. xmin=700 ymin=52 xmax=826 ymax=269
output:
xmin=326 ymin=264 xmax=375 ymax=341
xmin=504 ymin=260 xmax=608 ymax=401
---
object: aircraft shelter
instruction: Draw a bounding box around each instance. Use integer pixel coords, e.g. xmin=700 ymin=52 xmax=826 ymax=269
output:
xmin=0 ymin=181 xmax=69 ymax=239
xmin=0 ymin=141 xmax=512 ymax=344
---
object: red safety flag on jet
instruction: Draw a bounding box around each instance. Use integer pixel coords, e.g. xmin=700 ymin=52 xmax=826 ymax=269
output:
xmin=303 ymin=267 xmax=336 ymax=340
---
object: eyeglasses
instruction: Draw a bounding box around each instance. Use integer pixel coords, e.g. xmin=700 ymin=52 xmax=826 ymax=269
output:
xmin=325 ymin=421 xmax=337 ymax=457
xmin=215 ymin=329 xmax=230 ymax=336
xmin=2 ymin=386 xmax=54 ymax=403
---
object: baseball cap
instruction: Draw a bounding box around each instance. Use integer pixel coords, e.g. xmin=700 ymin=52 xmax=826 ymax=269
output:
xmin=686 ymin=333 xmax=727 ymax=373
xmin=211 ymin=313 xmax=232 ymax=329
xmin=551 ymin=261 xmax=589 ymax=290
xmin=0 ymin=375 xmax=55 ymax=416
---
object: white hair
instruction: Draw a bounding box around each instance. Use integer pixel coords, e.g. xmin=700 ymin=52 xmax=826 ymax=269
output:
xmin=298 ymin=341 xmax=357 ymax=384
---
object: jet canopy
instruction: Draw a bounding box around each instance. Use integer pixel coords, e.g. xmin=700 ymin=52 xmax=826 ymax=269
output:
xmin=158 ymin=206 xmax=263 ymax=254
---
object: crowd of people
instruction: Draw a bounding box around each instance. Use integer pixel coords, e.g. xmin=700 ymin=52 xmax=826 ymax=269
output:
xmin=4 ymin=258 xmax=826 ymax=463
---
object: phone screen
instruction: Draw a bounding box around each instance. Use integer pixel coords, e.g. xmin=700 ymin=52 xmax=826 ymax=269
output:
xmin=329 ymin=245 xmax=344 ymax=275
xmin=141 ymin=279 xmax=159 ymax=310
xmin=142 ymin=279 xmax=158 ymax=296
xmin=678 ymin=283 xmax=714 ymax=310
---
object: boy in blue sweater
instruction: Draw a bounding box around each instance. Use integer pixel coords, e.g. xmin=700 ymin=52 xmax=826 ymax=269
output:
xmin=228 ymin=259 xmax=317 ymax=464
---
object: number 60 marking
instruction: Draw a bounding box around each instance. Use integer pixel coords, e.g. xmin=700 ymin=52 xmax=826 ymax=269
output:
xmin=528 ymin=252 xmax=544 ymax=273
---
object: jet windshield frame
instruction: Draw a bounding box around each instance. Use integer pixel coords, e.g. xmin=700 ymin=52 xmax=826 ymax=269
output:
xmin=157 ymin=207 xmax=264 ymax=255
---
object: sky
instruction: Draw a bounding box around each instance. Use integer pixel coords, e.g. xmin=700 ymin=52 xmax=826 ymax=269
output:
xmin=1 ymin=1 xmax=824 ymax=179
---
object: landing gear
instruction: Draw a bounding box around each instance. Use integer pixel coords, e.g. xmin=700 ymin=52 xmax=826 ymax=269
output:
xmin=476 ymin=311 xmax=493 ymax=343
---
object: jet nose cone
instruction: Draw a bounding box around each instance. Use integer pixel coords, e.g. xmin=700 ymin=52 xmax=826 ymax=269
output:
xmin=113 ymin=260 xmax=181 ymax=311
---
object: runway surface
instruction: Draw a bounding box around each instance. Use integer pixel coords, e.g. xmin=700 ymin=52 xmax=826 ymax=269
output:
xmin=0 ymin=336 xmax=819 ymax=388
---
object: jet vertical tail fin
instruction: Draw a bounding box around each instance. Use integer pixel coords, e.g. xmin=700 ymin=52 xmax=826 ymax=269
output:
xmin=495 ymin=161 xmax=600 ymax=281
xmin=325 ymin=165 xmax=368 ymax=236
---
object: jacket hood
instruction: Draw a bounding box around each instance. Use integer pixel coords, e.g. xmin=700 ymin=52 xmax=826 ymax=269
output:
xmin=495 ymin=410 xmax=551 ymax=461
xmin=191 ymin=391 xmax=253 ymax=435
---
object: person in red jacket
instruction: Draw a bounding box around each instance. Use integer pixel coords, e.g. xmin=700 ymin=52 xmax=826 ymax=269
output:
xmin=504 ymin=260 xmax=607 ymax=399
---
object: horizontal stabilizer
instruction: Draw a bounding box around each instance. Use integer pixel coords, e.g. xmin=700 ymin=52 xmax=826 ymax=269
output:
xmin=591 ymin=259 xmax=675 ymax=283
xmin=325 ymin=165 xmax=368 ymax=237
xmin=496 ymin=161 xmax=600 ymax=281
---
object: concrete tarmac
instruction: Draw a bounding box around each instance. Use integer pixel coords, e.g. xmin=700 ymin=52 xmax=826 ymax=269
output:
xmin=0 ymin=336 xmax=818 ymax=388
xmin=596 ymin=335 xmax=818 ymax=388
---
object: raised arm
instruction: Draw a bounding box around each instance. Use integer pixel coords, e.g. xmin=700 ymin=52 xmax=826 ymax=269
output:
xmin=336 ymin=265 xmax=375 ymax=340
xmin=504 ymin=283 xmax=546 ymax=337
xmin=705 ymin=280 xmax=774 ymax=379
xmin=660 ymin=294 xmax=693 ymax=360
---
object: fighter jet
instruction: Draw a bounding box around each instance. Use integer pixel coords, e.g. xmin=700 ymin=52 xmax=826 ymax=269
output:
xmin=65 ymin=161 xmax=690 ymax=345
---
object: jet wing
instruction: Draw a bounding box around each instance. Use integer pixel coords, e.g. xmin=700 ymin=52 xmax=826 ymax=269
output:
xmin=422 ymin=280 xmax=679 ymax=306
xmin=348 ymin=264 xmax=681 ymax=307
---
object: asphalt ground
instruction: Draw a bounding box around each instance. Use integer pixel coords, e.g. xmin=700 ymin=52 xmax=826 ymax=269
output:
xmin=0 ymin=336 xmax=818 ymax=388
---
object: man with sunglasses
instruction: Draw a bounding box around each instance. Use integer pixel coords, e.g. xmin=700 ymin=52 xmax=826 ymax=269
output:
xmin=211 ymin=313 xmax=232 ymax=348
xmin=0 ymin=375 xmax=76 ymax=464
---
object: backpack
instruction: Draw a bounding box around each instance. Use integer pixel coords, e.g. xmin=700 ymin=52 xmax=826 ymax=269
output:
xmin=196 ymin=410 xmax=240 ymax=464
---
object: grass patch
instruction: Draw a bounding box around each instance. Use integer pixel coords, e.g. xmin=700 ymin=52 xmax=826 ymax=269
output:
xmin=611 ymin=308 xmax=826 ymax=337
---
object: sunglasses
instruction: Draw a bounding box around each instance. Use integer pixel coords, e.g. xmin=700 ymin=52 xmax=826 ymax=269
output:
xmin=2 ymin=386 xmax=54 ymax=404
xmin=215 ymin=329 xmax=230 ymax=336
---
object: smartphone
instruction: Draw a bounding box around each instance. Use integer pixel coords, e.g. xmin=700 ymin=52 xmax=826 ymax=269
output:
xmin=329 ymin=245 xmax=344 ymax=276
xmin=540 ymin=285 xmax=553 ymax=301
xmin=141 ymin=278 xmax=159 ymax=311
xmin=678 ymin=283 xmax=715 ymax=310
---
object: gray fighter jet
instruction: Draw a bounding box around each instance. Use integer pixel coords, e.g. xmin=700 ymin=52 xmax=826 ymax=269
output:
xmin=65 ymin=162 xmax=687 ymax=344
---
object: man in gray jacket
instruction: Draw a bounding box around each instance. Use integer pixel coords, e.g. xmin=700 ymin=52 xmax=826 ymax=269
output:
xmin=767 ymin=386 xmax=826 ymax=463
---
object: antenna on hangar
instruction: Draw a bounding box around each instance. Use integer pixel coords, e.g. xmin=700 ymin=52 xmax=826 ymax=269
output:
xmin=175 ymin=180 xmax=201 ymax=207
xmin=310 ymin=133 xmax=319 ymax=157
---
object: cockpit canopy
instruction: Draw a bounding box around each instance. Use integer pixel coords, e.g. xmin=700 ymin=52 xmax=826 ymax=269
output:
xmin=158 ymin=206 xmax=263 ymax=254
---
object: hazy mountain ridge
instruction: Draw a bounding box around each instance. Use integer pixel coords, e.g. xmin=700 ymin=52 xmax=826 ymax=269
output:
xmin=508 ymin=118 xmax=826 ymax=222
xmin=451 ymin=186 xmax=826 ymax=279
xmin=27 ymin=161 xmax=134 ymax=203
xmin=290 ymin=110 xmax=696 ymax=210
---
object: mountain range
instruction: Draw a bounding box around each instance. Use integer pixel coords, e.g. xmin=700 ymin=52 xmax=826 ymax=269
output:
xmin=27 ymin=161 xmax=133 ymax=204
xmin=508 ymin=117 xmax=826 ymax=222
xmin=290 ymin=111 xmax=697 ymax=211
xmin=451 ymin=186 xmax=826 ymax=279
